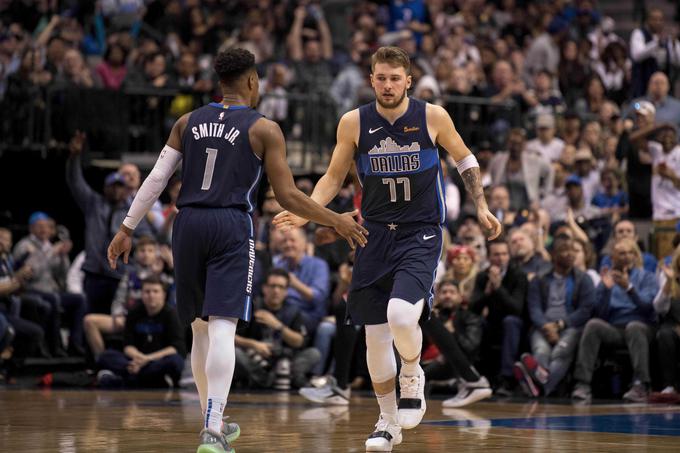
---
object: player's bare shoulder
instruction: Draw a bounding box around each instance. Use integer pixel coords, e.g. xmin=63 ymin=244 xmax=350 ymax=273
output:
xmin=337 ymin=108 xmax=360 ymax=146
xmin=249 ymin=116 xmax=285 ymax=159
xmin=168 ymin=112 xmax=192 ymax=151
xmin=424 ymin=102 xmax=452 ymax=144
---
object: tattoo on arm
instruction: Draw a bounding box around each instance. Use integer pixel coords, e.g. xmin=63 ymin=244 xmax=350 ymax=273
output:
xmin=461 ymin=167 xmax=486 ymax=208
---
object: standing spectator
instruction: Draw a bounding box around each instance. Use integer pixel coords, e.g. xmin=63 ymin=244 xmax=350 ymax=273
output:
xmin=13 ymin=212 xmax=87 ymax=356
xmin=330 ymin=48 xmax=371 ymax=118
xmin=54 ymin=49 xmax=96 ymax=88
xmin=591 ymin=168 xmax=628 ymax=221
xmin=234 ymin=269 xmax=320 ymax=389
xmin=572 ymin=239 xmax=658 ymax=403
xmin=651 ymin=250 xmax=680 ymax=399
xmin=633 ymin=72 xmax=680 ymax=132
xmin=488 ymin=128 xmax=554 ymax=211
xmin=575 ymin=75 xmax=607 ymax=121
xmin=509 ymin=229 xmax=551 ymax=281
xmin=470 ymin=238 xmax=529 ymax=395
xmin=257 ymin=63 xmax=290 ymax=124
xmin=558 ymin=39 xmax=590 ymax=105
xmin=95 ymin=43 xmax=128 ymax=90
xmin=96 ymin=276 xmax=186 ymax=388
xmin=630 ymin=8 xmax=680 ymax=98
xmin=66 ymin=132 xmax=152 ymax=314
xmin=524 ymin=17 xmax=567 ymax=77
xmin=526 ymin=113 xmax=565 ymax=163
xmin=273 ymin=227 xmax=330 ymax=335
xmin=649 ymin=123 xmax=680 ymax=259
xmin=518 ymin=235 xmax=595 ymax=397
xmin=422 ymin=279 xmax=491 ymax=408
xmin=174 ymin=51 xmax=213 ymax=93
xmin=287 ymin=4 xmax=334 ymax=94
xmin=601 ymin=219 xmax=658 ymax=274
xmin=592 ymin=41 xmax=630 ymax=105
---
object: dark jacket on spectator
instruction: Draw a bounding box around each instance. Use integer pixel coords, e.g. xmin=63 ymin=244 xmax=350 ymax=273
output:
xmin=429 ymin=306 xmax=483 ymax=360
xmin=470 ymin=264 xmax=528 ymax=321
xmin=528 ymin=267 xmax=595 ymax=328
xmin=66 ymin=154 xmax=152 ymax=279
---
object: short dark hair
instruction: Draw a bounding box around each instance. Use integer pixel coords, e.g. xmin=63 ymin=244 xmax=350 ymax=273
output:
xmin=141 ymin=275 xmax=166 ymax=291
xmin=487 ymin=237 xmax=508 ymax=254
xmin=265 ymin=268 xmax=290 ymax=286
xmin=436 ymin=279 xmax=458 ymax=292
xmin=371 ymin=46 xmax=411 ymax=74
xmin=213 ymin=48 xmax=255 ymax=84
xmin=136 ymin=235 xmax=158 ymax=249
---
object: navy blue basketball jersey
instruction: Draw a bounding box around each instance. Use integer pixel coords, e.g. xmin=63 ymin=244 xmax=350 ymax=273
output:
xmin=177 ymin=103 xmax=263 ymax=212
xmin=355 ymin=98 xmax=445 ymax=224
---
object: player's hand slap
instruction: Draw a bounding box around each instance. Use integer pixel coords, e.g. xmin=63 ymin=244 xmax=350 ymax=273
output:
xmin=333 ymin=209 xmax=369 ymax=250
xmin=478 ymin=208 xmax=502 ymax=240
xmin=272 ymin=210 xmax=308 ymax=231
xmin=107 ymin=228 xmax=133 ymax=270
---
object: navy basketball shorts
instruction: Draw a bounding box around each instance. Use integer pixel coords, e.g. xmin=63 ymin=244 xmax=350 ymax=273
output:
xmin=172 ymin=206 xmax=256 ymax=325
xmin=347 ymin=220 xmax=443 ymax=325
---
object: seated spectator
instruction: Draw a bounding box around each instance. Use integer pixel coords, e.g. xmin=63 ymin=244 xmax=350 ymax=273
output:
xmin=526 ymin=113 xmax=565 ymax=163
xmin=96 ymin=276 xmax=186 ymax=388
xmin=0 ymin=227 xmax=44 ymax=359
xmin=84 ymin=236 xmax=173 ymax=359
xmin=573 ymin=238 xmax=602 ymax=286
xmin=470 ymin=238 xmax=528 ymax=395
xmin=422 ymin=280 xmax=491 ymax=408
xmin=509 ymin=229 xmax=551 ymax=281
xmin=518 ymin=235 xmax=595 ymax=397
xmin=13 ymin=212 xmax=87 ymax=356
xmin=95 ymin=43 xmax=128 ymax=90
xmin=573 ymin=147 xmax=601 ymax=204
xmin=234 ymin=269 xmax=320 ymax=389
xmin=572 ymin=238 xmax=659 ymax=403
xmin=273 ymin=227 xmax=330 ymax=334
xmin=444 ymin=245 xmax=478 ymax=302
xmin=651 ymin=250 xmax=680 ymax=400
xmin=487 ymin=185 xmax=516 ymax=229
xmin=600 ymin=220 xmax=658 ymax=273
xmin=591 ymin=168 xmax=629 ymax=221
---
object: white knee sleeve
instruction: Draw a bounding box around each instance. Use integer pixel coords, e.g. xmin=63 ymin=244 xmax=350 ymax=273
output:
xmin=387 ymin=298 xmax=424 ymax=361
xmin=386 ymin=298 xmax=423 ymax=329
xmin=365 ymin=323 xmax=397 ymax=383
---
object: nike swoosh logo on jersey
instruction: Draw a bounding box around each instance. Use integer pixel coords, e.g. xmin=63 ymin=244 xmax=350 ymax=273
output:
xmin=368 ymin=127 xmax=383 ymax=134
xmin=423 ymin=234 xmax=436 ymax=241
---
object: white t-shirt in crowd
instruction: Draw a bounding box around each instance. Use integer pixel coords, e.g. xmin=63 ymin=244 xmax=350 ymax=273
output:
xmin=526 ymin=137 xmax=565 ymax=162
xmin=650 ymin=142 xmax=680 ymax=220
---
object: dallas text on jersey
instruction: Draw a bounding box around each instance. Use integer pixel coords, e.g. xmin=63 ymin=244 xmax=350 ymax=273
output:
xmin=368 ymin=137 xmax=421 ymax=174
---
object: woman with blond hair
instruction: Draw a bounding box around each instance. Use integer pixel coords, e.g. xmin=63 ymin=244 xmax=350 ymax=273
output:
xmin=651 ymin=249 xmax=680 ymax=401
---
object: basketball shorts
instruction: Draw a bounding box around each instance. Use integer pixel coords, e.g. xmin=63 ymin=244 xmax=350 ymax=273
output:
xmin=172 ymin=206 xmax=255 ymax=325
xmin=347 ymin=220 xmax=443 ymax=325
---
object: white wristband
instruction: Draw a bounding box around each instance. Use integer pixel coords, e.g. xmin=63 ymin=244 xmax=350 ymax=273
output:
xmin=455 ymin=154 xmax=479 ymax=174
xmin=123 ymin=145 xmax=182 ymax=230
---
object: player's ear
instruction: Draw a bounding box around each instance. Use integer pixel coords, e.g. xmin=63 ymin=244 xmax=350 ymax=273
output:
xmin=369 ymin=73 xmax=375 ymax=88
xmin=406 ymin=74 xmax=412 ymax=90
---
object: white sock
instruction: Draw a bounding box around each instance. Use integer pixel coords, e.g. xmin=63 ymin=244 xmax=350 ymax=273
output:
xmin=376 ymin=389 xmax=398 ymax=423
xmin=400 ymin=356 xmax=421 ymax=377
xmin=191 ymin=319 xmax=209 ymax=414
xmin=204 ymin=317 xmax=237 ymax=434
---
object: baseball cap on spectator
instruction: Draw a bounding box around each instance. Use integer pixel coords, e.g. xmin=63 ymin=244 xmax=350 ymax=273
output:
xmin=565 ymin=174 xmax=582 ymax=187
xmin=536 ymin=113 xmax=555 ymax=129
xmin=446 ymin=244 xmax=476 ymax=266
xmin=633 ymin=100 xmax=655 ymax=116
xmin=105 ymin=172 xmax=126 ymax=186
xmin=28 ymin=211 xmax=50 ymax=225
xmin=574 ymin=148 xmax=594 ymax=162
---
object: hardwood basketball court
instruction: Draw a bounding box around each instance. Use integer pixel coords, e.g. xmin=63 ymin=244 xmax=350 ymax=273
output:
xmin=2 ymin=389 xmax=680 ymax=452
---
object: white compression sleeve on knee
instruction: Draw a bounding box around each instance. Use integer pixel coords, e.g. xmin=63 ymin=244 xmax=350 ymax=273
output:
xmin=455 ymin=154 xmax=479 ymax=175
xmin=365 ymin=323 xmax=396 ymax=383
xmin=205 ymin=317 xmax=238 ymax=434
xmin=387 ymin=298 xmax=424 ymax=372
xmin=122 ymin=145 xmax=182 ymax=230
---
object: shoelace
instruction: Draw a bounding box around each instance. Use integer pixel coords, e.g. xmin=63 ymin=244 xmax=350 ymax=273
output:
xmin=374 ymin=416 xmax=391 ymax=432
xmin=399 ymin=375 xmax=420 ymax=398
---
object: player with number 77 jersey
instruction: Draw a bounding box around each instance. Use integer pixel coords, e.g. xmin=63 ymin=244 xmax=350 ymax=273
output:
xmin=273 ymin=46 xmax=501 ymax=452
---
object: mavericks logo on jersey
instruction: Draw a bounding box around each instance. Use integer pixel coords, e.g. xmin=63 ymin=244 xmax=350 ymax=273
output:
xmin=368 ymin=137 xmax=421 ymax=174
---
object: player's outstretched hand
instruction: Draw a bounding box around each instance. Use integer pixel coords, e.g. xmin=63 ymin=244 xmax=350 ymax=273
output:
xmin=272 ymin=210 xmax=309 ymax=231
xmin=107 ymin=227 xmax=132 ymax=270
xmin=478 ymin=208 xmax=502 ymax=240
xmin=333 ymin=209 xmax=368 ymax=249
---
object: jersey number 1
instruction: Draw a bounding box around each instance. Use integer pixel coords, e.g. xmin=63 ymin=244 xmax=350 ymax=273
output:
xmin=382 ymin=177 xmax=411 ymax=202
xmin=201 ymin=147 xmax=218 ymax=191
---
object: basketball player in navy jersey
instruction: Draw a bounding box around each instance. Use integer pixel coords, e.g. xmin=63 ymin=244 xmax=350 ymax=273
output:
xmin=275 ymin=46 xmax=502 ymax=451
xmin=107 ymin=48 xmax=367 ymax=453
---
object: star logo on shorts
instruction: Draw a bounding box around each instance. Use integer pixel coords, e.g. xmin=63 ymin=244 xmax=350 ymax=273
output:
xmin=388 ymin=223 xmax=398 ymax=231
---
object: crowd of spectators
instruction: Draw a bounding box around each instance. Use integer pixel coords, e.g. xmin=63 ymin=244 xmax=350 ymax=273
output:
xmin=1 ymin=1 xmax=680 ymax=403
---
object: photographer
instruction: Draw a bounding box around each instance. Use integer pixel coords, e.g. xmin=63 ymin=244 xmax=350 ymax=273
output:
xmin=234 ymin=269 xmax=320 ymax=389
